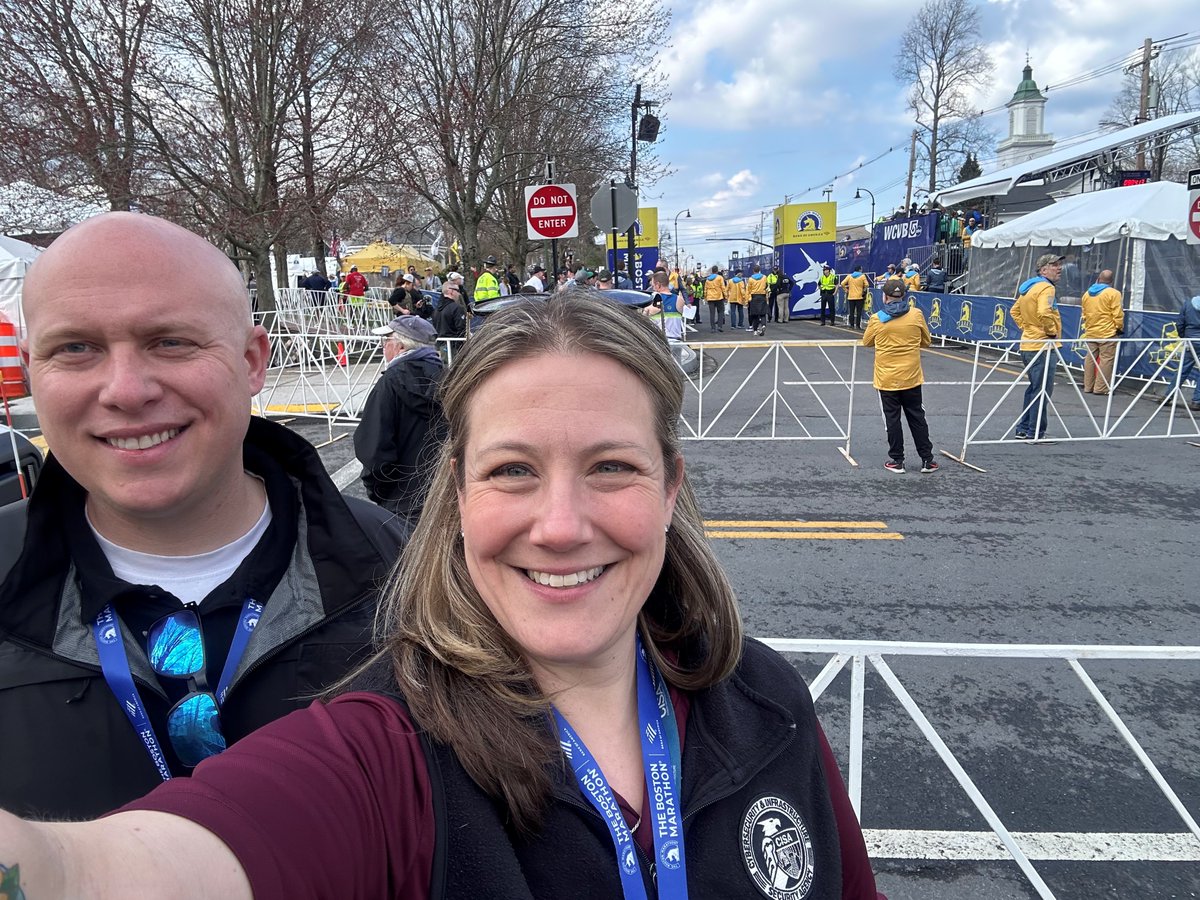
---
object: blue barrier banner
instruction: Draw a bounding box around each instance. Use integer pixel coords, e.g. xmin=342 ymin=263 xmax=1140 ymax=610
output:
xmin=893 ymin=290 xmax=1181 ymax=383
xmin=868 ymin=213 xmax=940 ymax=274
xmin=836 ymin=240 xmax=870 ymax=273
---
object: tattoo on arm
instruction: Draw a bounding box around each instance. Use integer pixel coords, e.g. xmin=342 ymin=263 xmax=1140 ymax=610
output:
xmin=0 ymin=863 xmax=25 ymax=900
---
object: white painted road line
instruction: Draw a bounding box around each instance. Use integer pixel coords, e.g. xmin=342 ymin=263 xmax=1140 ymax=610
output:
xmin=331 ymin=458 xmax=362 ymax=490
xmin=864 ymin=829 xmax=1200 ymax=861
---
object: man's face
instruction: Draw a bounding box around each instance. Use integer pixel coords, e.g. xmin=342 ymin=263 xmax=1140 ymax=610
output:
xmin=1040 ymin=261 xmax=1063 ymax=282
xmin=24 ymin=217 xmax=268 ymax=537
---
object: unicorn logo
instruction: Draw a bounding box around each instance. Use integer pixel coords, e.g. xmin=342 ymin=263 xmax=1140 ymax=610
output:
xmin=930 ymin=297 xmax=942 ymax=329
xmin=797 ymin=211 xmax=823 ymax=233
xmin=956 ymin=300 xmax=973 ymax=334
xmin=989 ymin=304 xmax=1009 ymax=340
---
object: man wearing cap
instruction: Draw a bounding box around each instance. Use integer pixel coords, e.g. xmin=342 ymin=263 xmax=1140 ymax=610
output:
xmin=818 ymin=264 xmax=838 ymax=325
xmin=875 ymin=263 xmax=896 ymax=287
xmin=473 ymin=255 xmax=501 ymax=304
xmin=1010 ymin=253 xmax=1064 ymax=440
xmin=421 ymin=266 xmax=441 ymax=292
xmin=1080 ymin=269 xmax=1124 ymax=396
xmin=355 ymin=315 xmax=448 ymax=538
xmin=594 ymin=268 xmax=615 ymax=289
xmin=524 ymin=264 xmax=547 ymax=292
xmin=863 ymin=278 xmax=938 ymax=474
xmin=573 ymin=266 xmax=594 ymax=287
xmin=0 ymin=213 xmax=403 ymax=819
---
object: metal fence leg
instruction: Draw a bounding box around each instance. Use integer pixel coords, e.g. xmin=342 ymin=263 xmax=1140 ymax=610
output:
xmin=869 ymin=654 xmax=1057 ymax=899
xmin=839 ymin=343 xmax=859 ymax=467
xmin=849 ymin=653 xmax=866 ymax=819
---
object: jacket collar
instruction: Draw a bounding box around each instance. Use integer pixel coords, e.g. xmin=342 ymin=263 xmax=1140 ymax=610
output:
xmin=0 ymin=418 xmax=383 ymax=651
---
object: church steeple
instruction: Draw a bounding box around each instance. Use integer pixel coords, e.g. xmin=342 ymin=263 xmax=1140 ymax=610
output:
xmin=996 ymin=60 xmax=1054 ymax=168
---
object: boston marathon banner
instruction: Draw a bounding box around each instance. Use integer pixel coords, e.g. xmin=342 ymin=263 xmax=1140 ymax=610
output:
xmin=890 ymin=289 xmax=1182 ymax=383
xmin=607 ymin=207 xmax=659 ymax=288
xmin=867 ymin=212 xmax=940 ymax=275
xmin=773 ymin=202 xmax=836 ymax=317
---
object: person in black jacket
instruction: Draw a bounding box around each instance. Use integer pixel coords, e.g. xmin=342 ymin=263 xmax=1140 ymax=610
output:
xmin=0 ymin=212 xmax=404 ymax=819
xmin=354 ymin=315 xmax=448 ymax=537
xmin=434 ymin=281 xmax=468 ymax=338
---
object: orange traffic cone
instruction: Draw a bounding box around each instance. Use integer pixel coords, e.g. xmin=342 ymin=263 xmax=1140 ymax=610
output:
xmin=0 ymin=317 xmax=28 ymax=400
xmin=336 ymin=341 xmax=348 ymax=367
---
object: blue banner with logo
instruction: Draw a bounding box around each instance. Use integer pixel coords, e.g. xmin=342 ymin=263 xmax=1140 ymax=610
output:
xmin=868 ymin=213 xmax=940 ymax=274
xmin=886 ymin=289 xmax=1183 ymax=383
xmin=780 ymin=243 xmax=835 ymax=317
xmin=836 ymin=239 xmax=870 ymax=274
xmin=727 ymin=252 xmax=772 ymax=276
xmin=608 ymin=247 xmax=660 ymax=289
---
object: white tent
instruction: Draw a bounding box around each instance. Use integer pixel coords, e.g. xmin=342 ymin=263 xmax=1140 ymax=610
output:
xmin=0 ymin=235 xmax=42 ymax=336
xmin=967 ymin=181 xmax=1197 ymax=311
xmin=972 ymin=181 xmax=1190 ymax=248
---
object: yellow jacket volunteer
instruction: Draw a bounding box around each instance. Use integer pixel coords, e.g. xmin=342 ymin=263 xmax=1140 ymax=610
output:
xmin=839 ymin=272 xmax=870 ymax=300
xmin=1081 ymin=284 xmax=1124 ymax=339
xmin=1010 ymin=275 xmax=1062 ymax=351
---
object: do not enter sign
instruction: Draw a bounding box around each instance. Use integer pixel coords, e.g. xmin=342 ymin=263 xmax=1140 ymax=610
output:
xmin=525 ymin=184 xmax=578 ymax=240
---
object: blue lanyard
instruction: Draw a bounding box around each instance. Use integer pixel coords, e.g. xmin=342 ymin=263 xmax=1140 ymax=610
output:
xmin=553 ymin=636 xmax=687 ymax=900
xmin=91 ymin=598 xmax=262 ymax=780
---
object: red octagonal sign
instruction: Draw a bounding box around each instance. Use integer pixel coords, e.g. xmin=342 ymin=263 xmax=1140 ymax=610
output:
xmin=526 ymin=184 xmax=578 ymax=240
xmin=1189 ymin=194 xmax=1200 ymax=243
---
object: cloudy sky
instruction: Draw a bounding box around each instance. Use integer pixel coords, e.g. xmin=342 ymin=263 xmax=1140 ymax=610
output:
xmin=642 ymin=0 xmax=1197 ymax=268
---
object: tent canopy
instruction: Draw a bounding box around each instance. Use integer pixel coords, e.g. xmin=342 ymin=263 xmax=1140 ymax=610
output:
xmin=971 ymin=181 xmax=1191 ymax=248
xmin=0 ymin=234 xmax=43 ymax=335
xmin=931 ymin=111 xmax=1200 ymax=208
xmin=342 ymin=241 xmax=439 ymax=274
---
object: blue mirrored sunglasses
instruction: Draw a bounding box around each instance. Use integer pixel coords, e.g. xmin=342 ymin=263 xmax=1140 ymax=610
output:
xmin=147 ymin=610 xmax=227 ymax=767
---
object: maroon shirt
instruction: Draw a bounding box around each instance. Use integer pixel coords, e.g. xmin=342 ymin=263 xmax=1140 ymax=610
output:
xmin=124 ymin=690 xmax=881 ymax=899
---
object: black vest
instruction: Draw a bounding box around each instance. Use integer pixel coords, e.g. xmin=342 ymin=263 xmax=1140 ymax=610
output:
xmin=409 ymin=639 xmax=842 ymax=899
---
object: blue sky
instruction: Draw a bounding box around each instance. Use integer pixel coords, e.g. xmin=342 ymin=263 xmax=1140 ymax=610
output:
xmin=644 ymin=0 xmax=1197 ymax=269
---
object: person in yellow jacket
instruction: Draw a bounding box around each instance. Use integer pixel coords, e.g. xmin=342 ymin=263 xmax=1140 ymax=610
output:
xmin=818 ymin=264 xmax=838 ymax=325
xmin=1009 ymin=253 xmax=1064 ymax=440
xmin=746 ymin=263 xmax=771 ymax=336
xmin=839 ymin=264 xmax=871 ymax=330
xmin=702 ymin=264 xmax=727 ymax=333
xmin=473 ymin=255 xmax=501 ymax=305
xmin=764 ymin=269 xmax=779 ymax=323
xmin=902 ymin=262 xmax=922 ymax=294
xmin=726 ymin=269 xmax=749 ymax=330
xmin=863 ymin=278 xmax=937 ymax=473
xmin=1080 ymin=269 xmax=1124 ymax=395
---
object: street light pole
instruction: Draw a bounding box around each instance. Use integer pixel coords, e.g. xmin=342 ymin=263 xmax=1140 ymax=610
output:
xmin=673 ymin=208 xmax=690 ymax=275
xmin=855 ymin=187 xmax=876 ymax=248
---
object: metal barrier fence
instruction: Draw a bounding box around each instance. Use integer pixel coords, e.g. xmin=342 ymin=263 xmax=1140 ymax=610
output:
xmin=253 ymin=298 xmax=1200 ymax=464
xmin=761 ymin=637 xmax=1200 ymax=899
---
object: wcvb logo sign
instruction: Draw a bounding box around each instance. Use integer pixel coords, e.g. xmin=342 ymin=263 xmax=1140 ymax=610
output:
xmin=882 ymin=219 xmax=924 ymax=241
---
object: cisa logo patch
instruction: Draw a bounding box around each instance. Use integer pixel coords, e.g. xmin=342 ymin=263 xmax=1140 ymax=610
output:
xmin=741 ymin=796 xmax=814 ymax=899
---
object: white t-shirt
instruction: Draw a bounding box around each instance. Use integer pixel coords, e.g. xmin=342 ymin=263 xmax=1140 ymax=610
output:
xmin=89 ymin=485 xmax=272 ymax=606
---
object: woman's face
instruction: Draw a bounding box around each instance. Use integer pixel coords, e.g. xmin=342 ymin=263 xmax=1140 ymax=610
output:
xmin=457 ymin=351 xmax=681 ymax=682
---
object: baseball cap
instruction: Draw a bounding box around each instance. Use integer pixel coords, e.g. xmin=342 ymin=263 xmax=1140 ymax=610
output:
xmin=1036 ymin=253 xmax=1066 ymax=269
xmin=483 ymin=254 xmax=498 ymax=266
xmin=822 ymin=263 xmax=831 ymax=270
xmin=594 ymin=268 xmax=613 ymax=282
xmin=882 ymin=278 xmax=907 ymax=298
xmin=402 ymin=273 xmax=415 ymax=283
xmin=371 ymin=315 xmax=437 ymax=343
xmin=531 ymin=264 xmax=546 ymax=274
xmin=446 ymin=271 xmax=462 ymax=282
xmin=575 ymin=267 xmax=594 ymax=281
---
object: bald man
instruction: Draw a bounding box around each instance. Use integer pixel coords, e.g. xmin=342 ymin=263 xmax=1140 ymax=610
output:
xmin=0 ymin=213 xmax=403 ymax=819
xmin=1080 ymin=269 xmax=1124 ymax=396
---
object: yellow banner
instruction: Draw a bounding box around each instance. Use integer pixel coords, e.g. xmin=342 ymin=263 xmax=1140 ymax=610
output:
xmin=772 ymin=202 xmax=837 ymax=244
xmin=606 ymin=207 xmax=659 ymax=250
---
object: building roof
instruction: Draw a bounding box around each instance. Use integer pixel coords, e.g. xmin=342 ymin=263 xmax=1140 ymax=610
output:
xmin=1009 ymin=64 xmax=1046 ymax=104
xmin=931 ymin=110 xmax=1200 ymax=208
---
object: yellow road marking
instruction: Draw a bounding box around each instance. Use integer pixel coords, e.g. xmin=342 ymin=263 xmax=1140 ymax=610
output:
xmin=257 ymin=402 xmax=340 ymax=414
xmin=28 ymin=434 xmax=48 ymax=455
xmin=705 ymin=519 xmax=886 ymax=529
xmin=706 ymin=530 xmax=903 ymax=540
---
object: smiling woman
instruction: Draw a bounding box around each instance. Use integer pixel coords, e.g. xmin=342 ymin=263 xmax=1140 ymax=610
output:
xmin=0 ymin=290 xmax=883 ymax=899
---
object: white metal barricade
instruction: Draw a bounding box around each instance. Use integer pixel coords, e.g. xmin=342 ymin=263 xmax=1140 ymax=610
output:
xmin=762 ymin=637 xmax=1200 ymax=899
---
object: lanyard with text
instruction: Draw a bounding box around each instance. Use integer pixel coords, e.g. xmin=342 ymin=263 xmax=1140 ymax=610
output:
xmin=553 ymin=635 xmax=687 ymax=900
xmin=91 ymin=598 xmax=262 ymax=780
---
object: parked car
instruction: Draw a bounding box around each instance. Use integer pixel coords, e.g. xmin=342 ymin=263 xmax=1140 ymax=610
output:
xmin=0 ymin=425 xmax=40 ymax=507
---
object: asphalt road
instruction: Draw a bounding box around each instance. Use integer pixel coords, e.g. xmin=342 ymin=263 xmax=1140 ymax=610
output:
xmin=8 ymin=317 xmax=1199 ymax=898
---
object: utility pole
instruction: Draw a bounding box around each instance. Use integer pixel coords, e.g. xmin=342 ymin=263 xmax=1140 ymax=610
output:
xmin=904 ymin=129 xmax=918 ymax=211
xmin=1136 ymin=37 xmax=1153 ymax=169
xmin=627 ymin=83 xmax=641 ymax=282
